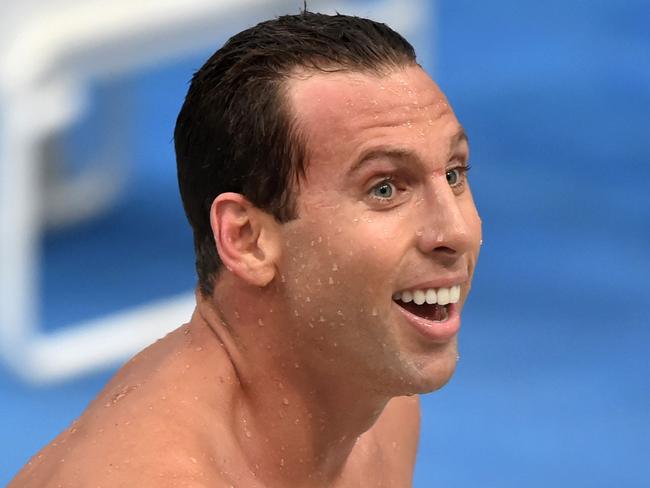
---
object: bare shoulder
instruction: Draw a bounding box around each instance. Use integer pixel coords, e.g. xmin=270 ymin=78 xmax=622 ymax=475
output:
xmin=9 ymin=324 xmax=238 ymax=487
xmin=9 ymin=387 xmax=230 ymax=488
xmin=9 ymin=387 xmax=233 ymax=488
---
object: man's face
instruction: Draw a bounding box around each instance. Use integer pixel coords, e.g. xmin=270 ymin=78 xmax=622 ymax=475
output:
xmin=276 ymin=66 xmax=481 ymax=395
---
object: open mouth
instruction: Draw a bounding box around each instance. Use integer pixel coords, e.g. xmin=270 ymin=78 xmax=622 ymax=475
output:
xmin=392 ymin=285 xmax=461 ymax=322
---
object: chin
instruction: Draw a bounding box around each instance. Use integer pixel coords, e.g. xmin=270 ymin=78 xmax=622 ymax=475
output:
xmin=402 ymin=341 xmax=460 ymax=395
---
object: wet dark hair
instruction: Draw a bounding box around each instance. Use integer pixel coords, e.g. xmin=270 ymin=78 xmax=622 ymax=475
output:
xmin=174 ymin=11 xmax=417 ymax=295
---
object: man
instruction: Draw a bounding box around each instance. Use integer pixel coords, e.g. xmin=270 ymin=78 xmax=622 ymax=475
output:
xmin=11 ymin=11 xmax=481 ymax=487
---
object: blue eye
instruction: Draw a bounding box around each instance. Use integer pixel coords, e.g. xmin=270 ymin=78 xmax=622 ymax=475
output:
xmin=446 ymin=168 xmax=461 ymax=186
xmin=446 ymin=164 xmax=471 ymax=188
xmin=371 ymin=181 xmax=395 ymax=199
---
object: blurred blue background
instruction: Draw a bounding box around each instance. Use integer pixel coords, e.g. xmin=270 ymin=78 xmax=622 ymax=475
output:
xmin=2 ymin=0 xmax=649 ymax=486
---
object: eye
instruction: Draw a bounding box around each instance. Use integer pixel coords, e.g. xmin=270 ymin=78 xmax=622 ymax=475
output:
xmin=370 ymin=181 xmax=396 ymax=199
xmin=446 ymin=168 xmax=461 ymax=186
xmin=446 ymin=164 xmax=471 ymax=188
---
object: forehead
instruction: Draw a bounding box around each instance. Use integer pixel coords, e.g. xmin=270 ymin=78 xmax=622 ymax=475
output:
xmin=286 ymin=66 xmax=460 ymax=176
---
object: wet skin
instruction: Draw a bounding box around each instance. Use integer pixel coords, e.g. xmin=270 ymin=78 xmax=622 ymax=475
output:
xmin=10 ymin=66 xmax=481 ymax=487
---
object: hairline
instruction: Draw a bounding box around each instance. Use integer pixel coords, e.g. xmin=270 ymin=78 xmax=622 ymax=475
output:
xmin=279 ymin=60 xmax=421 ymax=191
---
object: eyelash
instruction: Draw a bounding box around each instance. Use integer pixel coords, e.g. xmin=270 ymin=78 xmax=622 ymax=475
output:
xmin=368 ymin=177 xmax=400 ymax=203
xmin=366 ymin=162 xmax=472 ymax=204
xmin=446 ymin=163 xmax=472 ymax=191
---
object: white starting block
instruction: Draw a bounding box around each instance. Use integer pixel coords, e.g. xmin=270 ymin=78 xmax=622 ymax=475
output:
xmin=0 ymin=0 xmax=432 ymax=383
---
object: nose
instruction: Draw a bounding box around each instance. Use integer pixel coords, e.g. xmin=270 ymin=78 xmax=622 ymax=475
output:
xmin=416 ymin=182 xmax=475 ymax=263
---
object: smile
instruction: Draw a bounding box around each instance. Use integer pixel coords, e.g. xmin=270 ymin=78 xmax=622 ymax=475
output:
xmin=392 ymin=285 xmax=460 ymax=321
xmin=391 ymin=284 xmax=463 ymax=342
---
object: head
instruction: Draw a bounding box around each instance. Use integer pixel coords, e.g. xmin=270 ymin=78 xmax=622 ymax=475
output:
xmin=175 ymin=12 xmax=481 ymax=395
xmin=175 ymin=11 xmax=417 ymax=296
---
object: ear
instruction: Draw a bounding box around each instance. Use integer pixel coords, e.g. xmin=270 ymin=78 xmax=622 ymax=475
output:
xmin=210 ymin=193 xmax=280 ymax=286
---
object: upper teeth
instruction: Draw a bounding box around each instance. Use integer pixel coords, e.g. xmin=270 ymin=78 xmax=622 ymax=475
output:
xmin=393 ymin=285 xmax=461 ymax=306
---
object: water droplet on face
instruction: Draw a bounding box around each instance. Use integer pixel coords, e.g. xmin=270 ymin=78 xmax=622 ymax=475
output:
xmin=305 ymin=296 xmax=311 ymax=303
xmin=282 ymin=398 xmax=290 ymax=406
xmin=331 ymin=264 xmax=338 ymax=271
xmin=195 ymin=346 xmax=203 ymax=352
xmin=371 ymin=308 xmax=378 ymax=316
xmin=318 ymin=315 xmax=326 ymax=322
xmin=257 ymin=318 xmax=265 ymax=327
xmin=415 ymin=229 xmax=424 ymax=237
xmin=328 ymin=277 xmax=335 ymax=285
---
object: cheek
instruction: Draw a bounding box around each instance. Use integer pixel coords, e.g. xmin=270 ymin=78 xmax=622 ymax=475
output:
xmin=461 ymin=197 xmax=482 ymax=272
xmin=459 ymin=188 xmax=481 ymax=236
xmin=280 ymin=221 xmax=401 ymax=317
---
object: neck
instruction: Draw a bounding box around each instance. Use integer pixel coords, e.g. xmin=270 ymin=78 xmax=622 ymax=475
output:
xmin=193 ymin=282 xmax=390 ymax=486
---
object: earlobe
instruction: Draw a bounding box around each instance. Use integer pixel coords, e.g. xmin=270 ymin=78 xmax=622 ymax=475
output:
xmin=210 ymin=193 xmax=280 ymax=286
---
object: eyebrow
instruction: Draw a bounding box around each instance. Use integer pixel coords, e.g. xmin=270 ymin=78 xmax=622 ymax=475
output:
xmin=347 ymin=147 xmax=418 ymax=175
xmin=347 ymin=126 xmax=469 ymax=175
xmin=454 ymin=127 xmax=469 ymax=147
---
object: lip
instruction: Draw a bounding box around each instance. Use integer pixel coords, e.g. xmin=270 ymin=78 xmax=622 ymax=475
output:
xmin=395 ymin=276 xmax=468 ymax=293
xmin=393 ymin=301 xmax=461 ymax=343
